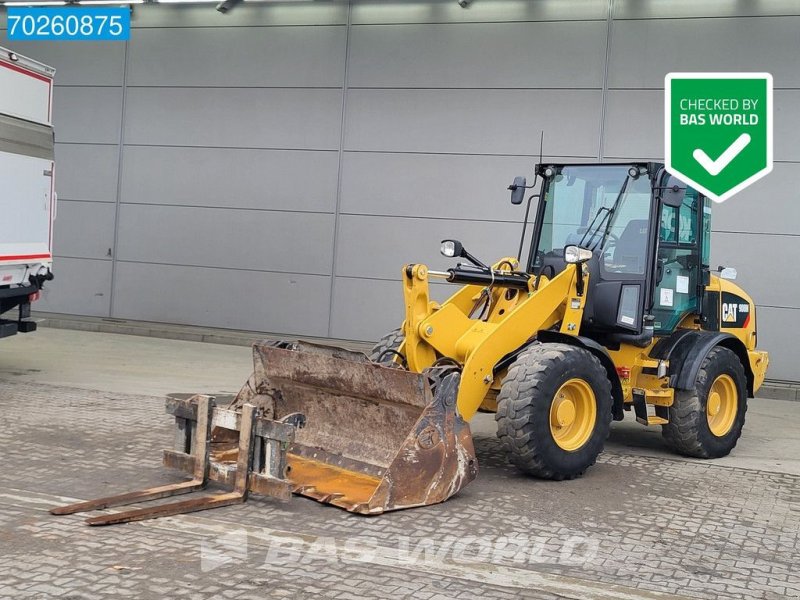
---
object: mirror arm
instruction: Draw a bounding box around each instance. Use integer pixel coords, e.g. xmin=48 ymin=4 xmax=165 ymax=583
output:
xmin=575 ymin=263 xmax=585 ymax=296
xmin=461 ymin=249 xmax=489 ymax=270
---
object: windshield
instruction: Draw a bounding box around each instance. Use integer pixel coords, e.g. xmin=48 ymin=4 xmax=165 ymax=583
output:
xmin=533 ymin=165 xmax=653 ymax=275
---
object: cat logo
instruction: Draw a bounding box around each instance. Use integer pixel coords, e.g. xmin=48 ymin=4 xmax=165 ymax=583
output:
xmin=722 ymin=303 xmax=738 ymax=323
xmin=721 ymin=298 xmax=750 ymax=328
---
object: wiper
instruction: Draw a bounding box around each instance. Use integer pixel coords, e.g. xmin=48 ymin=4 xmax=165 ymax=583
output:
xmin=578 ymin=206 xmax=612 ymax=248
xmin=591 ymin=175 xmax=631 ymax=251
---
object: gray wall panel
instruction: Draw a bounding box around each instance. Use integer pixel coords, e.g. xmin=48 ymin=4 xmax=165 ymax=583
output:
xmin=53 ymin=87 xmax=122 ymax=145
xmin=351 ymin=0 xmax=607 ymax=24
xmin=774 ymin=91 xmax=800 ymax=162
xmin=335 ymin=214 xmax=523 ymax=280
xmin=712 ymin=163 xmax=800 ymax=236
xmin=9 ymin=42 xmax=125 ymax=86
xmin=124 ymin=87 xmax=342 ymax=149
xmin=345 ymin=89 xmax=602 ymax=156
xmin=127 ymin=27 xmax=346 ymax=88
xmin=711 ymin=232 xmax=800 ymax=310
xmin=614 ymin=0 xmax=800 ymax=19
xmin=329 ymin=277 xmax=405 ymax=341
xmin=116 ymin=204 xmax=334 ymax=275
xmin=610 ymin=17 xmax=800 ymax=89
xmin=602 ymin=90 xmax=662 ymax=159
xmin=330 ymin=277 xmax=454 ymax=341
xmin=54 ymin=201 xmax=116 ymax=261
xmin=131 ymin=4 xmax=348 ymax=27
xmin=348 ymin=21 xmax=606 ymax=89
xmin=55 ymin=144 xmax=119 ymax=203
xmin=120 ymin=146 xmax=339 ymax=213
xmin=753 ymin=307 xmax=799 ymax=383
xmin=36 ymin=258 xmax=112 ymax=317
xmin=112 ymin=262 xmax=330 ymax=336
xmin=340 ymin=152 xmax=541 ymax=221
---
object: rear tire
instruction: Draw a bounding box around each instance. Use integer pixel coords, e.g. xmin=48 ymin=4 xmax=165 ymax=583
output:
xmin=495 ymin=343 xmax=613 ymax=480
xmin=662 ymin=346 xmax=747 ymax=458
xmin=370 ymin=328 xmax=405 ymax=365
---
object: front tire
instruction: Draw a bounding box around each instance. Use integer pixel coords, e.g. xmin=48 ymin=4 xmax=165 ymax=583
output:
xmin=662 ymin=346 xmax=747 ymax=458
xmin=495 ymin=343 xmax=613 ymax=480
xmin=369 ymin=328 xmax=405 ymax=366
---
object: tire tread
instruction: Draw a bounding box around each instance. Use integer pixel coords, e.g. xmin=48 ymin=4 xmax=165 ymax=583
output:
xmin=662 ymin=346 xmax=748 ymax=458
xmin=369 ymin=329 xmax=405 ymax=364
xmin=495 ymin=343 xmax=613 ymax=480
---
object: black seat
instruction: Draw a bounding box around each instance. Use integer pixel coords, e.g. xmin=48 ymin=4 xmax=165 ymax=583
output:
xmin=612 ymin=219 xmax=649 ymax=274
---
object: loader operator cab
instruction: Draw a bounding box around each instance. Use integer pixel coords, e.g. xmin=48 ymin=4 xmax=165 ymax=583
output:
xmin=526 ymin=163 xmax=710 ymax=347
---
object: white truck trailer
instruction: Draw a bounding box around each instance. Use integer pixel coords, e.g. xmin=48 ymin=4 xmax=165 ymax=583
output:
xmin=0 ymin=47 xmax=55 ymax=339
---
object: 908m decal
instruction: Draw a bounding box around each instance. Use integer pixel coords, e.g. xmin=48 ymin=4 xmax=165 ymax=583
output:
xmin=721 ymin=292 xmax=751 ymax=329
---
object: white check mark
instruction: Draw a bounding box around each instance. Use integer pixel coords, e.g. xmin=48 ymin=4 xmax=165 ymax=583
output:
xmin=692 ymin=133 xmax=751 ymax=176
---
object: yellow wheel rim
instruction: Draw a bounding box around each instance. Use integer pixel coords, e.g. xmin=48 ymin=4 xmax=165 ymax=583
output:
xmin=707 ymin=374 xmax=738 ymax=437
xmin=549 ymin=378 xmax=597 ymax=451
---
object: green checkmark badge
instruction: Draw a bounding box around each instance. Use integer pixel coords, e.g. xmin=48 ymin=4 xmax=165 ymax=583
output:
xmin=665 ymin=73 xmax=773 ymax=203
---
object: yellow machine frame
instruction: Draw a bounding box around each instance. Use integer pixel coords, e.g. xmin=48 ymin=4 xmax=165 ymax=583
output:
xmin=398 ymin=258 xmax=768 ymax=425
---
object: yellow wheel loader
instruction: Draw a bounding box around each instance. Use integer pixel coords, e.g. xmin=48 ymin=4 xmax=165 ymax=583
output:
xmin=53 ymin=162 xmax=768 ymax=524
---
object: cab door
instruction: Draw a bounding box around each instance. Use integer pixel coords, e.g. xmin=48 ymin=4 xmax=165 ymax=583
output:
xmin=652 ymin=187 xmax=710 ymax=333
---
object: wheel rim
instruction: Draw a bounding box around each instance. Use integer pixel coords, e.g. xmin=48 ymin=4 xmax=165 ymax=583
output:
xmin=707 ymin=374 xmax=738 ymax=437
xmin=549 ymin=378 xmax=597 ymax=451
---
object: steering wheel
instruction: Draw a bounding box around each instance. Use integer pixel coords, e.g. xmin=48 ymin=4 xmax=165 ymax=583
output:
xmin=675 ymin=254 xmax=698 ymax=270
xmin=600 ymin=232 xmax=620 ymax=258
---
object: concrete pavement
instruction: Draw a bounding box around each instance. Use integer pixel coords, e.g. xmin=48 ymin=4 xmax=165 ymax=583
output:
xmin=1 ymin=328 xmax=798 ymax=599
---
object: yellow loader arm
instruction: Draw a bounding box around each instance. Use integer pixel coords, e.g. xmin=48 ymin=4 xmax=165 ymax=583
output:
xmin=400 ymin=259 xmax=588 ymax=420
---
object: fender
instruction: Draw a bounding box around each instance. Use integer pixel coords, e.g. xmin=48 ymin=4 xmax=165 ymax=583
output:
xmin=536 ymin=330 xmax=626 ymax=421
xmin=650 ymin=330 xmax=754 ymax=396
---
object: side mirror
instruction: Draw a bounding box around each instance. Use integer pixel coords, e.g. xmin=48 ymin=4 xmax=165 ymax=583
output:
xmin=508 ymin=176 xmax=527 ymax=205
xmin=662 ymin=174 xmax=687 ymax=208
xmin=440 ymin=239 xmax=464 ymax=258
xmin=719 ymin=267 xmax=737 ymax=280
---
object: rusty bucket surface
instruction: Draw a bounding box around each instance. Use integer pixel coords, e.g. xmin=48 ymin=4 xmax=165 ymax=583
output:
xmin=224 ymin=341 xmax=478 ymax=514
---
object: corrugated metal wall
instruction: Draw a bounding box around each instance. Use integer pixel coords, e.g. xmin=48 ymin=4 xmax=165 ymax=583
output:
xmin=3 ymin=0 xmax=799 ymax=380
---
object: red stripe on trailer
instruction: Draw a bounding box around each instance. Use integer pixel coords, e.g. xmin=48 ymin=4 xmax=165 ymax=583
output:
xmin=0 ymin=254 xmax=52 ymax=262
xmin=0 ymin=59 xmax=51 ymax=84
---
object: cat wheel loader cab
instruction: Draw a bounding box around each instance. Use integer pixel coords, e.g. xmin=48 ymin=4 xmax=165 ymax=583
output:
xmin=52 ymin=162 xmax=769 ymax=525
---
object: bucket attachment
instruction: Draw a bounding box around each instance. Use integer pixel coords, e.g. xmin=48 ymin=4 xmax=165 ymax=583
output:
xmin=227 ymin=341 xmax=478 ymax=514
xmin=50 ymin=340 xmax=477 ymax=524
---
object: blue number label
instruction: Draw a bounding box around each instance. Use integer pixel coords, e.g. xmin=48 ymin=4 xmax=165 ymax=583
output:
xmin=7 ymin=7 xmax=130 ymax=41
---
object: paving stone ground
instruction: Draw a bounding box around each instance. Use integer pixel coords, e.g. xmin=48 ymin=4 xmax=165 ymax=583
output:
xmin=0 ymin=380 xmax=798 ymax=599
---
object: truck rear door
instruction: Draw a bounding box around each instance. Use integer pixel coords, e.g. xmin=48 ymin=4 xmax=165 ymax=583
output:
xmin=0 ymin=49 xmax=55 ymax=284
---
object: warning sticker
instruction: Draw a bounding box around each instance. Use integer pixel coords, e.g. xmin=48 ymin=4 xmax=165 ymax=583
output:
xmin=660 ymin=288 xmax=674 ymax=307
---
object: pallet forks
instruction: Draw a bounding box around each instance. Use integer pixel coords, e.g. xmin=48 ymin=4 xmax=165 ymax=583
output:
xmin=51 ymin=395 xmax=299 ymax=525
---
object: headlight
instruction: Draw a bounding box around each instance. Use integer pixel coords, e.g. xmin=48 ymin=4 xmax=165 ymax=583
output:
xmin=564 ymin=245 xmax=593 ymax=264
xmin=440 ymin=239 xmax=463 ymax=258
